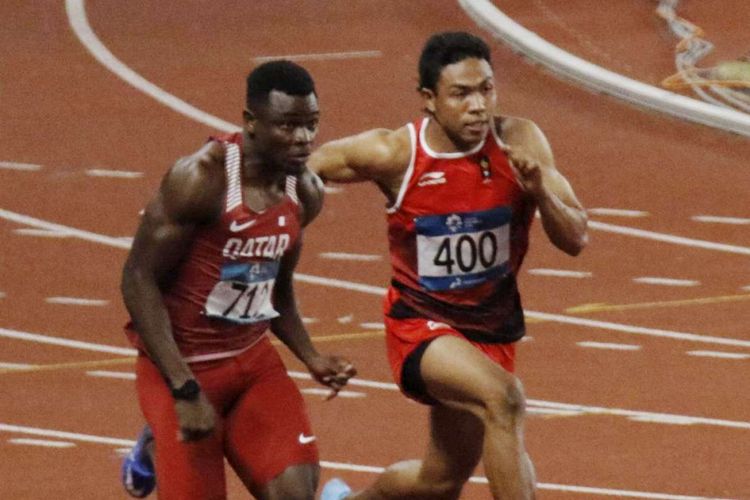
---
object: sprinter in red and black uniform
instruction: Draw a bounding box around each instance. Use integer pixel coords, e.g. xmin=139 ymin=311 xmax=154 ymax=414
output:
xmin=121 ymin=61 xmax=355 ymax=500
xmin=313 ymin=32 xmax=588 ymax=500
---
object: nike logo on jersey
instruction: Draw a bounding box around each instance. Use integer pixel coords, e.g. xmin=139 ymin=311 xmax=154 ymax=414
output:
xmin=417 ymin=171 xmax=446 ymax=187
xmin=427 ymin=320 xmax=451 ymax=331
xmin=229 ymin=219 xmax=256 ymax=232
xmin=298 ymin=433 xmax=316 ymax=444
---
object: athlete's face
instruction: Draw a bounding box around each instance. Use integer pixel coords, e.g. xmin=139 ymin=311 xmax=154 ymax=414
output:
xmin=248 ymin=90 xmax=320 ymax=174
xmin=423 ymin=58 xmax=497 ymax=149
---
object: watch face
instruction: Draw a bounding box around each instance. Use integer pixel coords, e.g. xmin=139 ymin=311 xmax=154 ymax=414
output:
xmin=172 ymin=379 xmax=200 ymax=400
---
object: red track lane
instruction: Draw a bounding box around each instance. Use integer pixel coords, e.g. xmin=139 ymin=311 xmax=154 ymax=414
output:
xmin=1 ymin=1 xmax=748 ymax=498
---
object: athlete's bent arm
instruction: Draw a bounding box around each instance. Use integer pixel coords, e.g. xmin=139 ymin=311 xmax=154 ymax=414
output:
xmin=309 ymin=128 xmax=411 ymax=198
xmin=121 ymin=142 xmax=224 ymax=440
xmin=501 ymin=117 xmax=588 ymax=256
xmin=270 ymin=237 xmax=356 ymax=397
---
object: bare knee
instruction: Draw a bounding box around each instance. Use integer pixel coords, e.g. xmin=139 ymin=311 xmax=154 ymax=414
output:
xmin=480 ymin=376 xmax=526 ymax=427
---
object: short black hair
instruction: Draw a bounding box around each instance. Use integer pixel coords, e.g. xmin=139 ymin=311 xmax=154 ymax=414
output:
xmin=418 ymin=31 xmax=492 ymax=91
xmin=246 ymin=60 xmax=316 ymax=110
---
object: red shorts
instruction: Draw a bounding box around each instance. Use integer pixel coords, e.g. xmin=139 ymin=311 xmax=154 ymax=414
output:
xmin=384 ymin=289 xmax=516 ymax=404
xmin=135 ymin=336 xmax=318 ymax=499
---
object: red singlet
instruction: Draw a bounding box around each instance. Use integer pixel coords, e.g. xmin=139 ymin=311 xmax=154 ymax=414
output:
xmin=385 ymin=118 xmax=536 ymax=343
xmin=126 ymin=133 xmax=302 ymax=362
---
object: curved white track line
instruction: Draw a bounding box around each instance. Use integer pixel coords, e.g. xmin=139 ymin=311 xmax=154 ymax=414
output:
xmin=66 ymin=0 xmax=750 ymax=258
xmin=65 ymin=0 xmax=239 ymax=133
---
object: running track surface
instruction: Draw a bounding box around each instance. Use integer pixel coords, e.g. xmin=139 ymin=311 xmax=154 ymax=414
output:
xmin=1 ymin=1 xmax=749 ymax=499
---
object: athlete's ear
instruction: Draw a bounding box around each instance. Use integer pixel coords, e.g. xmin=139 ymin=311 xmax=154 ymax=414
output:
xmin=243 ymin=108 xmax=256 ymax=136
xmin=420 ymin=87 xmax=437 ymax=114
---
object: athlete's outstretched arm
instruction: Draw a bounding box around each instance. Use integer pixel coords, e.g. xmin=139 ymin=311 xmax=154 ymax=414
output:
xmin=270 ymin=237 xmax=356 ymax=397
xmin=500 ymin=117 xmax=588 ymax=256
xmin=309 ymin=127 xmax=411 ymax=188
xmin=121 ymin=141 xmax=224 ymax=440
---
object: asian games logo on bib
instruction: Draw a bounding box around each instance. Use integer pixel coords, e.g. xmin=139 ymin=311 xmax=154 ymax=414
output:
xmin=445 ymin=214 xmax=463 ymax=232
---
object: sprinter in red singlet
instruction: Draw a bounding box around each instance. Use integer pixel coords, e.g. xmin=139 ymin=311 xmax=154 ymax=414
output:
xmin=120 ymin=61 xmax=355 ymax=500
xmin=316 ymin=32 xmax=588 ymax=500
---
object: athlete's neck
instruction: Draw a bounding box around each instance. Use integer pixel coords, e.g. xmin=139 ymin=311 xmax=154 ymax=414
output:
xmin=424 ymin=117 xmax=480 ymax=153
xmin=240 ymin=131 xmax=285 ymax=187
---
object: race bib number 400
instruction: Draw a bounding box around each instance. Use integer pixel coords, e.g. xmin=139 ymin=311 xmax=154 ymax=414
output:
xmin=204 ymin=261 xmax=280 ymax=324
xmin=415 ymin=207 xmax=511 ymax=291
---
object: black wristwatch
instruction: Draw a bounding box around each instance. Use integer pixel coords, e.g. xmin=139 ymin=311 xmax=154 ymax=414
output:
xmin=170 ymin=379 xmax=201 ymax=401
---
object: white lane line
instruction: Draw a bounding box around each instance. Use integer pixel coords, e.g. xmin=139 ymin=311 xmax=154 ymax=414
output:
xmin=2 ymin=206 xmax=748 ymax=350
xmin=300 ymin=388 xmax=365 ymax=398
xmin=9 ymin=438 xmax=75 ymax=448
xmin=589 ymin=220 xmax=750 ymax=255
xmin=0 ymin=327 xmax=137 ymax=356
xmin=526 ymin=407 xmax=584 ymax=417
xmin=528 ymin=400 xmax=750 ymax=430
xmin=2 ymin=205 xmax=748 ymax=351
xmin=0 ymin=291 xmax=5 ymax=299
xmin=633 ymin=277 xmax=700 ymax=287
xmin=0 ymin=161 xmax=42 ymax=171
xmin=324 ymin=186 xmax=344 ymax=194
xmin=0 ymin=362 xmax=32 ymax=370
xmin=525 ymin=310 xmax=750 ymax=348
xmin=45 ymin=297 xmax=109 ymax=306
xmin=527 ymin=268 xmax=592 ymax=278
xmin=687 ymin=350 xmax=750 ymax=360
xmin=742 ymin=285 xmax=750 ymax=292
xmin=0 ymin=208 xmax=131 ymax=249
xmin=302 ymin=317 xmax=319 ymax=324
xmin=0 ymin=423 xmax=133 ymax=447
xmin=253 ymin=50 xmax=382 ymax=63
xmin=86 ymin=370 xmax=135 ymax=380
xmin=13 ymin=228 xmax=72 ymax=238
xmin=3 ymin=332 xmax=748 ymax=433
xmin=692 ymin=215 xmax=750 ymax=225
xmin=319 ymin=252 xmax=382 ymax=262
xmin=65 ymin=0 xmax=238 ymax=133
xmin=295 ymin=273 xmax=388 ymax=296
xmin=86 ymin=169 xmax=143 ymax=178
xmin=337 ymin=314 xmax=353 ymax=324
xmin=627 ymin=415 xmax=699 ymax=426
xmin=0 ymin=422 xmax=733 ymax=499
xmin=588 ymin=208 xmax=649 ymax=217
xmin=577 ymin=341 xmax=642 ymax=351
xmin=359 ymin=322 xmax=385 ymax=330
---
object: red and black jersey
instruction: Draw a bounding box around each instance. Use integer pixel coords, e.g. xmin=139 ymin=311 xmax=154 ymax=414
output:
xmin=385 ymin=118 xmax=536 ymax=343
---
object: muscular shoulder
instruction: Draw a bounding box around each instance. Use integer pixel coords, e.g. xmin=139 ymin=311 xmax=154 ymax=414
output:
xmin=496 ymin=115 xmax=553 ymax=165
xmin=160 ymin=140 xmax=225 ymax=225
xmin=358 ymin=126 xmax=412 ymax=171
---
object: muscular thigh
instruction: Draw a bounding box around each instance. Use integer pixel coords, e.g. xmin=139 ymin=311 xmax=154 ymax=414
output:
xmin=223 ymin=348 xmax=319 ymax=494
xmin=135 ymin=355 xmax=226 ymax=500
xmin=419 ymin=335 xmax=516 ymax=414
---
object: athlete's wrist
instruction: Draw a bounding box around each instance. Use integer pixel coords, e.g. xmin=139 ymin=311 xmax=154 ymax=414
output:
xmin=169 ymin=379 xmax=202 ymax=401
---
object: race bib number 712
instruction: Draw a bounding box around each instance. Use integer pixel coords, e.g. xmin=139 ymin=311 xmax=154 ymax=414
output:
xmin=203 ymin=261 xmax=280 ymax=324
xmin=415 ymin=207 xmax=511 ymax=291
